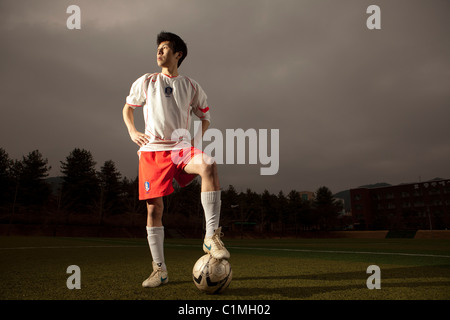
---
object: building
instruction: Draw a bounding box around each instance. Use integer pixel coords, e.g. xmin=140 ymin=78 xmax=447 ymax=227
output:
xmin=299 ymin=191 xmax=315 ymax=201
xmin=350 ymin=179 xmax=450 ymax=230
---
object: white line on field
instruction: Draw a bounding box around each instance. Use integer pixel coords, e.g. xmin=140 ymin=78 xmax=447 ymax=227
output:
xmin=167 ymin=243 xmax=450 ymax=259
xmin=228 ymin=246 xmax=450 ymax=259
xmin=0 ymin=245 xmax=143 ymax=250
xmin=1 ymin=243 xmax=449 ymax=259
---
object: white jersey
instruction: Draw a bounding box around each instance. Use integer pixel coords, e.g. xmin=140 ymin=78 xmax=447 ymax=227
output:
xmin=126 ymin=73 xmax=211 ymax=152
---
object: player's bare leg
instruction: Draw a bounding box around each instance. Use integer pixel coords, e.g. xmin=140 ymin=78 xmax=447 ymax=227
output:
xmin=146 ymin=197 xmax=164 ymax=227
xmin=142 ymin=197 xmax=168 ymax=288
xmin=183 ymin=152 xmax=220 ymax=192
xmin=184 ymin=153 xmax=230 ymax=260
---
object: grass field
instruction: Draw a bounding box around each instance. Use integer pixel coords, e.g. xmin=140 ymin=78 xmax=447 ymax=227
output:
xmin=1 ymin=236 xmax=449 ymax=300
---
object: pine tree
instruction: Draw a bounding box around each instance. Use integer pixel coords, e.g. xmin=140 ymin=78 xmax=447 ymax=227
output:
xmin=0 ymin=148 xmax=13 ymax=205
xmin=98 ymin=160 xmax=123 ymax=218
xmin=17 ymin=150 xmax=51 ymax=206
xmin=60 ymin=148 xmax=99 ymax=213
xmin=314 ymin=186 xmax=343 ymax=230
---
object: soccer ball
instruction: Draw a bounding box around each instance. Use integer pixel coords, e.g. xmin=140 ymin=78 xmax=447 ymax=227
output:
xmin=192 ymin=254 xmax=232 ymax=294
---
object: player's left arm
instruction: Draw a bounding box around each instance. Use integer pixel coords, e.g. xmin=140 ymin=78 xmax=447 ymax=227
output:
xmin=190 ymin=81 xmax=211 ymax=146
xmin=192 ymin=119 xmax=210 ymax=146
xmin=200 ymin=119 xmax=210 ymax=135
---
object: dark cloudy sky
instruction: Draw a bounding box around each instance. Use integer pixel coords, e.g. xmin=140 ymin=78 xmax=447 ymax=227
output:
xmin=1 ymin=0 xmax=449 ymax=195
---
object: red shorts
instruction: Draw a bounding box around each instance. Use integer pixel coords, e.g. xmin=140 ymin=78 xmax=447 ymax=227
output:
xmin=138 ymin=147 xmax=203 ymax=200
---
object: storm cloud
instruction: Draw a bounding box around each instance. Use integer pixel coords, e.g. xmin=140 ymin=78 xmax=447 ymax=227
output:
xmin=1 ymin=0 xmax=449 ymax=195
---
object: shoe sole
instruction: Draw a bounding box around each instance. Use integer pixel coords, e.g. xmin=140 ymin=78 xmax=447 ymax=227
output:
xmin=203 ymin=245 xmax=230 ymax=260
xmin=142 ymin=277 xmax=169 ymax=288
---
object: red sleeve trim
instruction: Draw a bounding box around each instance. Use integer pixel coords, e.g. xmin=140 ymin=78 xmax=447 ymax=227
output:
xmin=185 ymin=76 xmax=197 ymax=92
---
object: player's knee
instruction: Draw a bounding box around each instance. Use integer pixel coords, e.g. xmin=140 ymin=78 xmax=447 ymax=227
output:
xmin=200 ymin=161 xmax=217 ymax=178
xmin=147 ymin=204 xmax=163 ymax=227
xmin=147 ymin=198 xmax=164 ymax=215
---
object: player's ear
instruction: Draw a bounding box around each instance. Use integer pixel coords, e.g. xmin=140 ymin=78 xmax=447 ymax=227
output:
xmin=176 ymin=52 xmax=183 ymax=60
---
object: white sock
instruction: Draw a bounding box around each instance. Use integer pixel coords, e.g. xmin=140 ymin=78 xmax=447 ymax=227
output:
xmin=201 ymin=191 xmax=221 ymax=238
xmin=146 ymin=226 xmax=167 ymax=271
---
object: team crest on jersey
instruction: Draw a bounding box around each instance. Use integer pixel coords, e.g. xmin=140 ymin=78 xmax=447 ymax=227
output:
xmin=144 ymin=181 xmax=150 ymax=192
xmin=164 ymin=86 xmax=173 ymax=97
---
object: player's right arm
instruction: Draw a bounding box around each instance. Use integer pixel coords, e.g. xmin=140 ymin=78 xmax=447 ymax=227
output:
xmin=122 ymin=103 xmax=150 ymax=147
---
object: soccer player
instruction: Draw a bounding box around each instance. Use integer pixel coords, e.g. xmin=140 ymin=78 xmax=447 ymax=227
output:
xmin=122 ymin=31 xmax=230 ymax=288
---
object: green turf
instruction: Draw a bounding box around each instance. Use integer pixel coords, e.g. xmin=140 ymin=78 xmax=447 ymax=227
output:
xmin=0 ymin=236 xmax=449 ymax=300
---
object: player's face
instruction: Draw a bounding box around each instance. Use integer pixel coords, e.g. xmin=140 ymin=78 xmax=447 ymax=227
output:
xmin=157 ymin=41 xmax=179 ymax=69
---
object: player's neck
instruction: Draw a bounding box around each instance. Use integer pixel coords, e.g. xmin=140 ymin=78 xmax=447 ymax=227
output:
xmin=161 ymin=66 xmax=179 ymax=78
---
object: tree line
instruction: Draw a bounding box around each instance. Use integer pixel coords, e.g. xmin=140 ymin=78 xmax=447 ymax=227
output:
xmin=0 ymin=147 xmax=347 ymax=235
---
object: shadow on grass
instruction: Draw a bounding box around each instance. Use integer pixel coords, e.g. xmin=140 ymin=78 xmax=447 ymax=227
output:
xmin=224 ymin=281 xmax=450 ymax=299
xmin=223 ymin=265 xmax=450 ymax=299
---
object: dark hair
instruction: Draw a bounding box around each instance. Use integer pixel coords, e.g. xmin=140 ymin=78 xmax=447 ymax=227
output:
xmin=157 ymin=31 xmax=188 ymax=68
